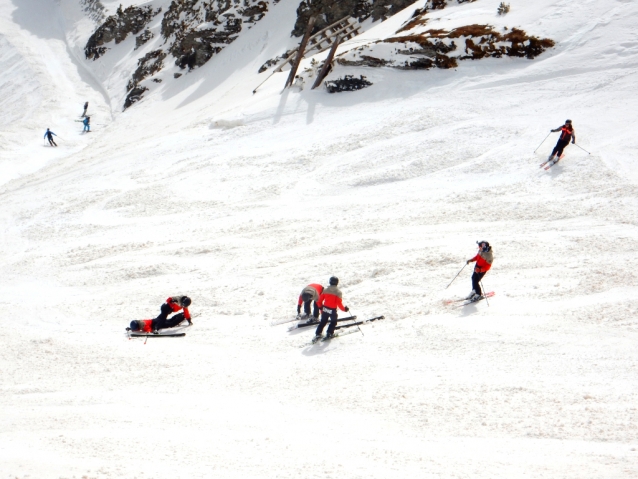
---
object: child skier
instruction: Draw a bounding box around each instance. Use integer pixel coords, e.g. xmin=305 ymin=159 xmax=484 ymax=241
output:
xmin=297 ymin=283 xmax=324 ymax=320
xmin=466 ymin=241 xmax=494 ymax=301
xmin=83 ymin=116 xmax=91 ymax=132
xmin=314 ymin=277 xmax=349 ymax=340
xmin=547 ymin=120 xmax=575 ymax=164
xmin=44 ymin=128 xmax=57 ymax=146
xmin=128 ymin=295 xmax=192 ymax=334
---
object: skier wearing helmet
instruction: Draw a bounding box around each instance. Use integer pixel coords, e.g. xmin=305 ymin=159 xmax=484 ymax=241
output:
xmin=127 ymin=295 xmax=192 ymax=334
xmin=314 ymin=277 xmax=349 ymax=340
xmin=466 ymin=242 xmax=494 ymax=301
xmin=547 ymin=119 xmax=576 ymax=164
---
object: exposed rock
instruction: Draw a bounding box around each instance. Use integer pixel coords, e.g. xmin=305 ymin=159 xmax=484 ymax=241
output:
xmin=161 ymin=0 xmax=273 ymax=70
xmin=81 ymin=0 xmax=106 ymax=24
xmin=124 ymin=49 xmax=167 ymax=110
xmin=135 ymin=29 xmax=154 ymax=50
xmin=325 ymin=75 xmax=372 ymax=93
xmin=123 ymin=86 xmax=148 ymax=110
xmin=292 ymin=0 xmax=415 ymax=37
xmin=85 ymin=5 xmax=161 ymax=60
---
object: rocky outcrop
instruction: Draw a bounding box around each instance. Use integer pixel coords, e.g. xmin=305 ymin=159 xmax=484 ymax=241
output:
xmin=81 ymin=0 xmax=106 ymax=24
xmin=325 ymin=75 xmax=372 ymax=93
xmin=124 ymin=49 xmax=167 ymax=110
xmin=161 ymin=0 xmax=275 ymax=70
xmin=292 ymin=0 xmax=415 ymax=37
xmin=85 ymin=5 xmax=161 ymax=60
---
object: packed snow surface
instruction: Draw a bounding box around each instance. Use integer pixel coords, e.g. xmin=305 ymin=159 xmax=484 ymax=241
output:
xmin=1 ymin=0 xmax=637 ymax=478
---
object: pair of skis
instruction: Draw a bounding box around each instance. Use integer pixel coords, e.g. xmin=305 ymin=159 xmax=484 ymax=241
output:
xmin=288 ymin=315 xmax=357 ymax=331
xmin=540 ymin=154 xmax=564 ymax=170
xmin=304 ymin=316 xmax=385 ymax=346
xmin=444 ymin=291 xmax=495 ymax=308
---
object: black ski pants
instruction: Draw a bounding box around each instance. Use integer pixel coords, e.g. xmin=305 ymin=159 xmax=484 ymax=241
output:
xmin=152 ymin=303 xmax=186 ymax=331
xmin=551 ymin=139 xmax=570 ymax=158
xmin=303 ymin=300 xmax=319 ymax=318
xmin=472 ymin=271 xmax=486 ymax=296
xmin=47 ymin=136 xmax=57 ymax=146
xmin=315 ymin=307 xmax=338 ymax=337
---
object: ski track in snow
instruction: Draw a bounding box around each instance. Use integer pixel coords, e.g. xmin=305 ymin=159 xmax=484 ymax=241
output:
xmin=1 ymin=0 xmax=638 ymax=478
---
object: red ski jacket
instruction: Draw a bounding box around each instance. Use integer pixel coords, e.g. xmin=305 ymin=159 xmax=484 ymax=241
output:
xmin=137 ymin=319 xmax=154 ymax=332
xmin=317 ymin=285 xmax=346 ymax=311
xmin=470 ymin=252 xmax=493 ymax=273
xmin=166 ymin=297 xmax=191 ymax=320
xmin=297 ymin=284 xmax=324 ymax=305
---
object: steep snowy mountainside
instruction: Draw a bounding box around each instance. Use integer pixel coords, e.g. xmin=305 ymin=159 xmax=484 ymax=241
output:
xmin=1 ymin=0 xmax=638 ymax=478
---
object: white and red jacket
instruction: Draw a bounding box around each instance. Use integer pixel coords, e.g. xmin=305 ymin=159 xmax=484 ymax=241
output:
xmin=166 ymin=296 xmax=191 ymax=320
xmin=297 ymin=284 xmax=324 ymax=305
xmin=317 ymin=285 xmax=346 ymax=312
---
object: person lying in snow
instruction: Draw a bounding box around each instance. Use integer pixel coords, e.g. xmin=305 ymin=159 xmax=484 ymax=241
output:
xmin=466 ymin=241 xmax=493 ymax=301
xmin=127 ymin=295 xmax=192 ymax=334
xmin=297 ymin=283 xmax=324 ymax=320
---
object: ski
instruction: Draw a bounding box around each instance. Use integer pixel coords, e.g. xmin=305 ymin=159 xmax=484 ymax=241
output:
xmin=130 ymin=332 xmax=185 ymax=337
xmin=287 ymin=315 xmax=357 ymax=331
xmin=540 ymin=154 xmax=564 ymax=170
xmin=445 ymin=291 xmax=494 ymax=306
xmin=335 ymin=315 xmax=385 ymax=330
xmin=455 ymin=291 xmax=495 ymax=307
xmin=271 ymin=315 xmax=304 ymax=326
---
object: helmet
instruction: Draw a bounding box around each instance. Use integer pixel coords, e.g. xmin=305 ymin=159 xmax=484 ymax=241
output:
xmin=477 ymin=240 xmax=490 ymax=251
xmin=129 ymin=320 xmax=140 ymax=331
xmin=565 ymin=119 xmax=572 ymax=124
xmin=329 ymin=276 xmax=339 ymax=286
xmin=181 ymin=296 xmax=191 ymax=307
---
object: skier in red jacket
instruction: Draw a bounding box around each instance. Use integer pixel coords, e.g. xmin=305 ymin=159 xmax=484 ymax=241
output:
xmin=297 ymin=283 xmax=324 ymax=320
xmin=547 ymin=120 xmax=576 ymax=164
xmin=128 ymin=295 xmax=192 ymax=333
xmin=466 ymin=242 xmax=494 ymax=301
xmin=314 ymin=277 xmax=349 ymax=339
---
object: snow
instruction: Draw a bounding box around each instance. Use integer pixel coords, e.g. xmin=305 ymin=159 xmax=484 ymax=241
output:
xmin=1 ymin=0 xmax=638 ymax=478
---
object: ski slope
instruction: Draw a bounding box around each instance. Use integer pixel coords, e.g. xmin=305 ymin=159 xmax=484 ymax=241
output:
xmin=1 ymin=0 xmax=637 ymax=478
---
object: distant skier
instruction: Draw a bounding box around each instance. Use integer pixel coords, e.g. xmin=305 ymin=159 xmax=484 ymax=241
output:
xmin=314 ymin=277 xmax=349 ymax=340
xmin=297 ymin=283 xmax=324 ymax=320
xmin=465 ymin=241 xmax=493 ymax=301
xmin=128 ymin=295 xmax=192 ymax=334
xmin=83 ymin=116 xmax=91 ymax=132
xmin=547 ymin=119 xmax=575 ymax=164
xmin=44 ymin=128 xmax=57 ymax=146
xmin=82 ymin=101 xmax=89 ymax=117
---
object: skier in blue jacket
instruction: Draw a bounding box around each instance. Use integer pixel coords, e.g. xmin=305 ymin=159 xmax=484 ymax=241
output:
xmin=44 ymin=128 xmax=57 ymax=146
xmin=83 ymin=116 xmax=91 ymax=132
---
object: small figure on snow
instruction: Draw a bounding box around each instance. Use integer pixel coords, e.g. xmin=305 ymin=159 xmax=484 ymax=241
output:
xmin=297 ymin=283 xmax=324 ymax=320
xmin=83 ymin=116 xmax=91 ymax=132
xmin=128 ymin=295 xmax=192 ymax=334
xmin=547 ymin=119 xmax=576 ymax=164
xmin=466 ymin=241 xmax=494 ymax=301
xmin=82 ymin=101 xmax=89 ymax=117
xmin=314 ymin=277 xmax=349 ymax=340
xmin=44 ymin=128 xmax=57 ymax=147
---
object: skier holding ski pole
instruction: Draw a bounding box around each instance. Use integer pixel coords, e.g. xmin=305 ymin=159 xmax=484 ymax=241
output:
xmin=44 ymin=128 xmax=57 ymax=147
xmin=446 ymin=263 xmax=467 ymax=289
xmin=314 ymin=277 xmax=349 ymax=341
xmin=465 ymin=241 xmax=494 ymax=302
xmin=544 ymin=119 xmax=575 ymax=166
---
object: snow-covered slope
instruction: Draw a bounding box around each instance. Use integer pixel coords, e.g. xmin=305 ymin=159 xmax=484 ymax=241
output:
xmin=1 ymin=0 xmax=637 ymax=478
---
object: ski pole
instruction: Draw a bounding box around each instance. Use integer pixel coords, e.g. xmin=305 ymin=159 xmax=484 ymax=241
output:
xmin=533 ymin=132 xmax=552 ymax=153
xmin=445 ymin=264 xmax=467 ymax=289
xmin=573 ymin=143 xmax=591 ymax=155
xmin=346 ymin=306 xmax=363 ymax=336
xmin=480 ymin=281 xmax=490 ymax=307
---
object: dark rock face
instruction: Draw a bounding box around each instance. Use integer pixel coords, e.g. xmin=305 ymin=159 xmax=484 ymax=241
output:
xmin=292 ymin=0 xmax=415 ymax=37
xmin=124 ymin=49 xmax=167 ymax=110
xmin=135 ymin=29 xmax=154 ymax=50
xmin=161 ymin=0 xmax=273 ymax=70
xmin=325 ymin=75 xmax=372 ymax=93
xmin=85 ymin=5 xmax=161 ymax=60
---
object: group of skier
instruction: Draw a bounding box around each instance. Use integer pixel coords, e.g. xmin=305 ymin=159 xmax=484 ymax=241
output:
xmin=43 ymin=102 xmax=91 ymax=146
xmin=125 ymin=120 xmax=587 ymax=338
